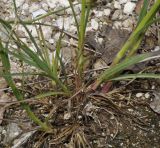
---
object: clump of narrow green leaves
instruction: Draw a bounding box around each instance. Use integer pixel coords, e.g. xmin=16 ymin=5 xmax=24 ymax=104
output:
xmin=0 ymin=0 xmax=160 ymax=132
xmin=92 ymin=0 xmax=160 ymax=89
xmin=69 ymin=0 xmax=91 ymax=88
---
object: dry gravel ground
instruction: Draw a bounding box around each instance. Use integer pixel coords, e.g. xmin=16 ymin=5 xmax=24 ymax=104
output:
xmin=0 ymin=0 xmax=160 ymax=147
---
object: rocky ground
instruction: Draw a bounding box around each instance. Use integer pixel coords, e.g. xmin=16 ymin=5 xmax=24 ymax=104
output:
xmin=0 ymin=0 xmax=160 ymax=147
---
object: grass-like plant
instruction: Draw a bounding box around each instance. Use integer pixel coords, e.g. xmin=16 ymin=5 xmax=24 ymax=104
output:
xmin=0 ymin=0 xmax=160 ymax=133
xmin=91 ymin=0 xmax=160 ymax=90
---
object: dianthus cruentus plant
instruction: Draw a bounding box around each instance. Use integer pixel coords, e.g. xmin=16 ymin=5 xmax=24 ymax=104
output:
xmin=0 ymin=0 xmax=160 ymax=133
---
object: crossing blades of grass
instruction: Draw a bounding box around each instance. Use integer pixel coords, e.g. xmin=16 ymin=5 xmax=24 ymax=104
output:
xmin=112 ymin=0 xmax=160 ymax=65
xmin=92 ymin=51 xmax=160 ymax=89
xmin=0 ymin=40 xmax=52 ymax=132
xmin=92 ymin=0 xmax=160 ymax=90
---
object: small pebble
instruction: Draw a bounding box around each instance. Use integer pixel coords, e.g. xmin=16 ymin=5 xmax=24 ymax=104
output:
xmin=153 ymin=46 xmax=160 ymax=52
xmin=102 ymin=132 xmax=106 ymax=136
xmin=112 ymin=10 xmax=123 ymax=20
xmin=128 ymin=108 xmax=133 ymax=112
xmin=151 ymin=85 xmax=155 ymax=89
xmin=119 ymin=0 xmax=128 ymax=4
xmin=114 ymin=1 xmax=121 ymax=9
xmin=144 ymin=93 xmax=150 ymax=99
xmin=22 ymin=3 xmax=29 ymax=10
xmin=64 ymin=112 xmax=71 ymax=120
xmin=95 ymin=10 xmax=103 ymax=17
xmin=29 ymin=3 xmax=40 ymax=13
xmin=103 ymin=9 xmax=111 ymax=16
xmin=32 ymin=9 xmax=47 ymax=19
xmin=16 ymin=0 xmax=25 ymax=7
xmin=78 ymin=115 xmax=82 ymax=119
xmin=114 ymin=21 xmax=122 ymax=28
xmin=41 ymin=3 xmax=49 ymax=11
xmin=91 ymin=19 xmax=99 ymax=30
xmin=123 ymin=2 xmax=136 ymax=14
xmin=136 ymin=93 xmax=143 ymax=98
xmin=48 ymin=38 xmax=54 ymax=44
xmin=97 ymin=37 xmax=103 ymax=44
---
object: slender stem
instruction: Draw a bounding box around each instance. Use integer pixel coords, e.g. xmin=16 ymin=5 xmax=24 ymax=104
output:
xmin=77 ymin=0 xmax=90 ymax=76
xmin=68 ymin=0 xmax=80 ymax=36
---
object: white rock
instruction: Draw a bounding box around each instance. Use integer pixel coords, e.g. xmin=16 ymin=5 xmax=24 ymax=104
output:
xmin=91 ymin=19 xmax=99 ymax=30
xmin=136 ymin=93 xmax=143 ymax=98
xmin=54 ymin=33 xmax=61 ymax=41
xmin=41 ymin=26 xmax=52 ymax=40
xmin=119 ymin=0 xmax=128 ymax=4
xmin=78 ymin=115 xmax=82 ymax=119
xmin=68 ymin=25 xmax=77 ymax=33
xmin=114 ymin=1 xmax=121 ymax=9
xmin=54 ymin=17 xmax=74 ymax=30
xmin=104 ymin=9 xmax=111 ymax=16
xmin=86 ymin=26 xmax=93 ymax=32
xmin=28 ymin=26 xmax=37 ymax=37
xmin=55 ymin=17 xmax=64 ymax=29
xmin=94 ymin=59 xmax=108 ymax=70
xmin=112 ymin=10 xmax=123 ymax=20
xmin=16 ymin=0 xmax=25 ymax=7
xmin=74 ymin=4 xmax=81 ymax=14
xmin=66 ymin=4 xmax=81 ymax=14
xmin=22 ymin=3 xmax=29 ymax=10
xmin=151 ymin=85 xmax=155 ymax=89
xmin=46 ymin=0 xmax=56 ymax=8
xmin=97 ymin=38 xmax=103 ymax=44
xmin=144 ymin=93 xmax=150 ymax=99
xmin=32 ymin=9 xmax=47 ymax=19
xmin=66 ymin=8 xmax=72 ymax=14
xmin=114 ymin=21 xmax=122 ymax=28
xmin=48 ymin=38 xmax=55 ymax=44
xmin=46 ymin=0 xmax=69 ymax=8
xmin=153 ymin=46 xmax=160 ymax=52
xmin=58 ymin=0 xmax=69 ymax=7
xmin=64 ymin=112 xmax=71 ymax=120
xmin=96 ymin=11 xmax=104 ymax=17
xmin=3 ymin=123 xmax=22 ymax=144
xmin=41 ymin=3 xmax=49 ymax=11
xmin=123 ymin=2 xmax=136 ymax=14
xmin=128 ymin=108 xmax=133 ymax=112
xmin=29 ymin=3 xmax=40 ymax=13
xmin=122 ymin=19 xmax=131 ymax=28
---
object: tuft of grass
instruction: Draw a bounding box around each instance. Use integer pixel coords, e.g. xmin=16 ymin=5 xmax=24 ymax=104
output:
xmin=0 ymin=0 xmax=71 ymax=131
xmin=68 ymin=0 xmax=91 ymax=88
xmin=0 ymin=0 xmax=160 ymax=133
xmin=92 ymin=0 xmax=160 ymax=90
xmin=0 ymin=39 xmax=52 ymax=132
